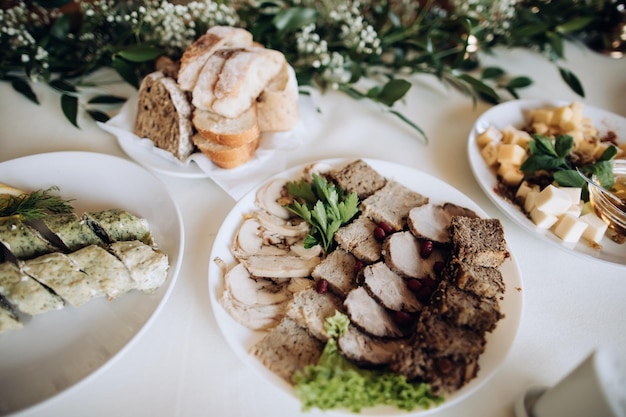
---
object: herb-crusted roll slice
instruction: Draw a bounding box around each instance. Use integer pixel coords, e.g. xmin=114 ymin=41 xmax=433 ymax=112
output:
xmin=108 ymin=240 xmax=169 ymax=293
xmin=21 ymin=252 xmax=104 ymax=307
xmin=0 ymin=295 xmax=22 ymax=334
xmin=83 ymin=208 xmax=155 ymax=246
xmin=0 ymin=261 xmax=64 ymax=315
xmin=42 ymin=213 xmax=103 ymax=251
xmin=68 ymin=245 xmax=135 ymax=299
xmin=0 ymin=217 xmax=56 ymax=260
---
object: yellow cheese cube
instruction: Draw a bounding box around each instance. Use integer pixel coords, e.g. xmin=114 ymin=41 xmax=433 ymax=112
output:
xmin=530 ymin=108 xmax=554 ymax=125
xmin=552 ymin=213 xmax=588 ymax=243
xmin=497 ymin=163 xmax=524 ymax=186
xmin=553 ymin=105 xmax=573 ymax=128
xmin=515 ymin=181 xmax=538 ymax=203
xmin=497 ymin=143 xmax=527 ymax=165
xmin=535 ymin=185 xmax=572 ymax=215
xmin=480 ymin=142 xmax=499 ymax=166
xmin=533 ymin=122 xmax=550 ymax=135
xmin=580 ymin=212 xmax=609 ymax=243
xmin=530 ymin=207 xmax=559 ymax=229
xmin=476 ymin=126 xmax=502 ymax=147
xmin=501 ymin=125 xmax=520 ymax=144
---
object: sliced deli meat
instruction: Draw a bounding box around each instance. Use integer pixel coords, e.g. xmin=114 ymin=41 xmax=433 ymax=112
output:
xmin=344 ymin=287 xmax=405 ymax=338
xmin=361 ymin=180 xmax=429 ymax=231
xmin=286 ymin=287 xmax=343 ymax=342
xmin=361 ymin=261 xmax=422 ymax=313
xmin=338 ymin=325 xmax=407 ymax=367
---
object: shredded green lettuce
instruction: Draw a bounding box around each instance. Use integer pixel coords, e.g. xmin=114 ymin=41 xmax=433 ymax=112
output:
xmin=293 ymin=312 xmax=444 ymax=413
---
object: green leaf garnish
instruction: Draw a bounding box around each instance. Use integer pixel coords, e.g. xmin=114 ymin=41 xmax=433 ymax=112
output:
xmin=0 ymin=186 xmax=74 ymax=220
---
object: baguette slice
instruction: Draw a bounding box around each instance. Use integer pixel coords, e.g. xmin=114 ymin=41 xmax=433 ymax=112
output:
xmin=192 ymin=49 xmax=237 ymax=111
xmin=192 ymin=105 xmax=260 ymax=148
xmin=212 ymin=47 xmax=286 ymax=119
xmin=178 ymin=26 xmax=253 ymax=91
xmin=134 ymin=71 xmax=194 ymax=162
xmin=256 ymin=63 xmax=300 ymax=132
xmin=193 ymin=133 xmax=260 ymax=169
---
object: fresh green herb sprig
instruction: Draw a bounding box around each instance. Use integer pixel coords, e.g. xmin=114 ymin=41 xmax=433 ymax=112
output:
xmin=285 ymin=174 xmax=359 ymax=253
xmin=520 ymin=134 xmax=618 ymax=200
xmin=293 ymin=311 xmax=443 ymax=412
xmin=0 ymin=186 xmax=74 ymax=220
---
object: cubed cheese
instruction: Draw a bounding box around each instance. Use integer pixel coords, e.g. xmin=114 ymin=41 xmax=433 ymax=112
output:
xmin=516 ymin=181 xmax=538 ymax=202
xmin=559 ymin=187 xmax=583 ymax=204
xmin=534 ymin=185 xmax=572 ymax=216
xmin=530 ymin=207 xmax=559 ymax=229
xmin=580 ymin=212 xmax=609 ymax=243
xmin=524 ymin=190 xmax=540 ymax=213
xmin=530 ymin=108 xmax=554 ymax=125
xmin=497 ymin=163 xmax=524 ymax=186
xmin=533 ymin=122 xmax=550 ymax=135
xmin=481 ymin=142 xmax=499 ymax=166
xmin=552 ymin=213 xmax=588 ymax=243
xmin=553 ymin=105 xmax=573 ymax=128
xmin=497 ymin=143 xmax=527 ymax=165
xmin=476 ymin=125 xmax=502 ymax=147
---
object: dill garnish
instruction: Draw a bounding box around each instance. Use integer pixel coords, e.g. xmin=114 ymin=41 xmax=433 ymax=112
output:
xmin=0 ymin=186 xmax=74 ymax=220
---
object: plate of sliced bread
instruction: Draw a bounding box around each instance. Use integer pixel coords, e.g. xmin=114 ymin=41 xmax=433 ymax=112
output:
xmin=208 ymin=158 xmax=523 ymax=415
xmin=100 ymin=25 xmax=307 ymax=185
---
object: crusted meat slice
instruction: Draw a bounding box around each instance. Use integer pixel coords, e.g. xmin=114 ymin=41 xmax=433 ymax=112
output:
xmin=330 ymin=159 xmax=387 ymax=200
xmin=424 ymin=353 xmax=481 ymax=394
xmin=334 ymin=215 xmax=381 ymax=263
xmin=338 ymin=324 xmax=407 ymax=367
xmin=361 ymin=180 xmax=429 ymax=231
xmin=361 ymin=261 xmax=422 ymax=313
xmin=383 ymin=231 xmax=449 ymax=280
xmin=286 ymin=287 xmax=343 ymax=342
xmin=449 ymin=217 xmax=509 ymax=268
xmin=407 ymin=203 xmax=479 ymax=245
xmin=446 ymin=259 xmax=505 ymax=299
xmin=250 ymin=317 xmax=324 ymax=383
xmin=431 ymin=281 xmax=503 ymax=333
xmin=311 ymin=248 xmax=358 ymax=297
xmin=344 ymin=287 xmax=405 ymax=338
xmin=417 ymin=309 xmax=486 ymax=357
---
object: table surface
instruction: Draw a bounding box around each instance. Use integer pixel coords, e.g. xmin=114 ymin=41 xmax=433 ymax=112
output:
xmin=1 ymin=42 xmax=625 ymax=417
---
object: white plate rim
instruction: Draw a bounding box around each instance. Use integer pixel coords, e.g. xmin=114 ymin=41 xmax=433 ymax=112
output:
xmin=467 ymin=98 xmax=626 ymax=268
xmin=0 ymin=151 xmax=184 ymax=414
xmin=207 ymin=157 xmax=524 ymax=415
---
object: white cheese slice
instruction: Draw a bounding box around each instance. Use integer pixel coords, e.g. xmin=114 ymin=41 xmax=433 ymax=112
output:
xmin=530 ymin=207 xmax=559 ymax=229
xmin=552 ymin=214 xmax=588 ymax=243
xmin=580 ymin=212 xmax=609 ymax=243
xmin=535 ymin=185 xmax=572 ymax=216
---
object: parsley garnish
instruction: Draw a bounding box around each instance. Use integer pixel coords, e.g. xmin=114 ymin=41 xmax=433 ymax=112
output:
xmin=520 ymin=134 xmax=618 ymax=200
xmin=0 ymin=186 xmax=74 ymax=220
xmin=285 ymin=174 xmax=359 ymax=253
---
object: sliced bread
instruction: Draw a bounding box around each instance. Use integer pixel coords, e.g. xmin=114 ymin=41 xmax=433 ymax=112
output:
xmin=192 ymin=104 xmax=260 ymax=148
xmin=134 ymin=71 xmax=194 ymax=162
xmin=192 ymin=132 xmax=260 ymax=169
xmin=256 ymin=63 xmax=300 ymax=132
xmin=191 ymin=49 xmax=237 ymax=111
xmin=212 ymin=46 xmax=287 ymax=118
xmin=177 ymin=26 xmax=253 ymax=91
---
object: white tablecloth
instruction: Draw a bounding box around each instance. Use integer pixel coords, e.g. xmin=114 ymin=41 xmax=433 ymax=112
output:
xmin=1 ymin=42 xmax=625 ymax=417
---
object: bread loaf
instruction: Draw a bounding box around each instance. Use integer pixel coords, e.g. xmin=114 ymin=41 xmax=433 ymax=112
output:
xmin=178 ymin=26 xmax=253 ymax=91
xmin=192 ymin=133 xmax=260 ymax=169
xmin=256 ymin=63 xmax=300 ymax=132
xmin=134 ymin=71 xmax=194 ymax=161
xmin=192 ymin=105 xmax=260 ymax=148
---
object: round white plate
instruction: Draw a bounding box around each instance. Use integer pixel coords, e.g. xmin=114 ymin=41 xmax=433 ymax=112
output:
xmin=467 ymin=99 xmax=626 ymax=267
xmin=0 ymin=151 xmax=184 ymax=414
xmin=208 ymin=158 xmax=523 ymax=415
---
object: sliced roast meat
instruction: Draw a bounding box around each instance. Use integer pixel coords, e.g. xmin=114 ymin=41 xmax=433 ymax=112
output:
xmin=446 ymin=259 xmax=505 ymax=299
xmin=361 ymin=261 xmax=422 ymax=313
xmin=431 ymin=280 xmax=503 ymax=333
xmin=383 ymin=231 xmax=449 ymax=280
xmin=334 ymin=215 xmax=381 ymax=263
xmin=361 ymin=180 xmax=429 ymax=231
xmin=224 ymin=263 xmax=291 ymax=306
xmin=219 ymin=287 xmax=288 ymax=331
xmin=344 ymin=287 xmax=405 ymax=338
xmin=417 ymin=309 xmax=486 ymax=357
xmin=311 ymin=248 xmax=359 ymax=297
xmin=254 ymin=210 xmax=310 ymax=238
xmin=407 ymin=204 xmax=451 ymax=244
xmin=330 ymin=159 xmax=387 ymax=200
xmin=338 ymin=324 xmax=407 ymax=367
xmin=442 ymin=202 xmax=479 ymax=220
xmin=242 ymin=254 xmax=321 ymax=279
xmin=286 ymin=287 xmax=343 ymax=342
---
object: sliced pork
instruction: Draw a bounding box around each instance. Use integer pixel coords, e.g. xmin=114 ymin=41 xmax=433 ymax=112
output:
xmin=361 ymin=261 xmax=422 ymax=313
xmin=344 ymin=287 xmax=405 ymax=338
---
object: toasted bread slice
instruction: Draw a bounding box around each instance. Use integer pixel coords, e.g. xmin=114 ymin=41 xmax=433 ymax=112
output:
xmin=193 ymin=133 xmax=260 ymax=169
xmin=134 ymin=71 xmax=194 ymax=162
xmin=212 ymin=47 xmax=286 ymax=118
xmin=192 ymin=49 xmax=237 ymax=111
xmin=178 ymin=26 xmax=253 ymax=91
xmin=192 ymin=105 xmax=260 ymax=148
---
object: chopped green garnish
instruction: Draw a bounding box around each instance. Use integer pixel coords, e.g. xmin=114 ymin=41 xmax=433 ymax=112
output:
xmin=0 ymin=186 xmax=74 ymax=220
xmin=285 ymin=174 xmax=359 ymax=253
xmin=293 ymin=312 xmax=444 ymax=413
xmin=520 ymin=134 xmax=618 ymax=201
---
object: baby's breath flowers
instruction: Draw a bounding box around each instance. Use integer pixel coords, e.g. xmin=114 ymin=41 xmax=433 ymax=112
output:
xmin=0 ymin=0 xmax=623 ymax=135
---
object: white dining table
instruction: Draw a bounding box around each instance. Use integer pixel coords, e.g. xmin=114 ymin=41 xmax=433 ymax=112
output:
xmin=1 ymin=41 xmax=625 ymax=417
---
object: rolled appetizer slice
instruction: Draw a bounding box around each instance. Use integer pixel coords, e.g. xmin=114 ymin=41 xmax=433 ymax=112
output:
xmin=41 ymin=213 xmax=104 ymax=251
xmin=0 ymin=295 xmax=22 ymax=334
xmin=83 ymin=209 xmax=155 ymax=246
xmin=0 ymin=261 xmax=64 ymax=315
xmin=108 ymin=240 xmax=169 ymax=293
xmin=68 ymin=245 xmax=135 ymax=299
xmin=21 ymin=252 xmax=104 ymax=307
xmin=0 ymin=217 xmax=56 ymax=260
